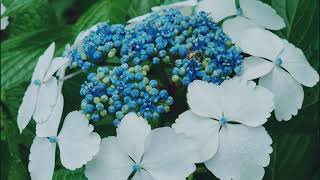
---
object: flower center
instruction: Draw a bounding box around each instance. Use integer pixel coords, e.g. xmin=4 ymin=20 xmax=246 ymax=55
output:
xmin=132 ymin=163 xmax=141 ymax=172
xmin=33 ymin=79 xmax=41 ymax=86
xmin=47 ymin=136 xmax=57 ymax=143
xmin=237 ymin=8 xmax=243 ymax=16
xmin=219 ymin=116 xmax=227 ymax=125
xmin=274 ymin=58 xmax=282 ymax=66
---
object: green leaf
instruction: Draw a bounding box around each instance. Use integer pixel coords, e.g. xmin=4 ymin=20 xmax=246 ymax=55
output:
xmin=5 ymin=0 xmax=61 ymax=36
xmin=264 ymin=132 xmax=320 ymax=180
xmin=53 ymin=168 xmax=87 ymax=180
xmin=265 ymin=101 xmax=319 ymax=133
xmin=1 ymin=26 xmax=73 ymax=90
xmin=73 ymin=0 xmax=131 ymax=34
xmin=127 ymin=0 xmax=162 ymax=18
xmin=4 ymin=0 xmax=41 ymax=16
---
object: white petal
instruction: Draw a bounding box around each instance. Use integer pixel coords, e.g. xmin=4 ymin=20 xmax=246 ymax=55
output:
xmin=17 ymin=84 xmax=39 ymax=133
xmin=240 ymin=28 xmax=284 ymax=61
xmin=151 ymin=0 xmax=197 ymax=15
xmin=205 ymin=124 xmax=272 ymax=180
xmin=116 ymin=113 xmax=151 ymax=163
xmin=132 ymin=169 xmax=155 ymax=180
xmin=58 ymin=111 xmax=101 ymax=170
xmin=28 ymin=137 xmax=56 ymax=180
xmin=222 ymin=16 xmax=260 ymax=46
xmin=1 ymin=3 xmax=6 ymax=15
xmin=239 ymin=164 xmax=265 ymax=180
xmin=141 ymin=127 xmax=196 ymax=180
xmin=240 ymin=56 xmax=274 ymax=80
xmin=43 ymin=57 xmax=70 ymax=82
xmin=1 ymin=16 xmax=9 ymax=30
xmin=240 ymin=0 xmax=285 ymax=30
xmin=196 ymin=0 xmax=237 ymax=22
xmin=36 ymin=93 xmax=64 ymax=137
xmin=31 ymin=42 xmax=55 ymax=82
xmin=33 ymin=77 xmax=58 ymax=123
xmin=187 ymin=80 xmax=223 ymax=119
xmin=172 ymin=110 xmax=220 ymax=163
xmin=220 ymin=78 xmax=274 ymax=127
xmin=279 ymin=40 xmax=319 ymax=87
xmin=85 ymin=137 xmax=134 ymax=180
xmin=259 ymin=66 xmax=304 ymax=121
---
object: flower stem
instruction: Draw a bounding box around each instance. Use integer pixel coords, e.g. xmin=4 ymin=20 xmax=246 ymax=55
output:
xmin=58 ymin=70 xmax=83 ymax=82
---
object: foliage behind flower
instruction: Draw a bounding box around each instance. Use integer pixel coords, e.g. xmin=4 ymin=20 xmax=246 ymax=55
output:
xmin=1 ymin=0 xmax=319 ymax=180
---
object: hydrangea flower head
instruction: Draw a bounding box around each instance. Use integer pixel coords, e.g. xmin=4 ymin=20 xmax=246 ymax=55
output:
xmin=80 ymin=64 xmax=174 ymax=124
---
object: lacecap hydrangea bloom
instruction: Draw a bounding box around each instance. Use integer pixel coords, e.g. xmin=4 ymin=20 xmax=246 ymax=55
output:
xmin=14 ymin=0 xmax=319 ymax=180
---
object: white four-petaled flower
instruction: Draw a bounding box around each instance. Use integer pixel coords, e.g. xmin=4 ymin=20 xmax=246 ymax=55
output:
xmin=85 ymin=113 xmax=196 ymax=180
xmin=1 ymin=2 xmax=9 ymax=30
xmin=196 ymin=0 xmax=285 ymax=46
xmin=29 ymin=111 xmax=101 ymax=180
xmin=239 ymin=28 xmax=319 ymax=121
xmin=17 ymin=42 xmax=69 ymax=133
xmin=173 ymin=78 xmax=274 ymax=180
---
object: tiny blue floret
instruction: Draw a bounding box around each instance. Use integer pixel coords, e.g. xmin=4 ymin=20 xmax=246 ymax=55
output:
xmin=33 ymin=79 xmax=41 ymax=86
xmin=132 ymin=163 xmax=141 ymax=172
xmin=275 ymin=58 xmax=283 ymax=66
xmin=219 ymin=116 xmax=227 ymax=126
xmin=47 ymin=136 xmax=57 ymax=143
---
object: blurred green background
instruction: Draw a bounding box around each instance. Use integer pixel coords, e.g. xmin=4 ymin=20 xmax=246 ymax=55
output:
xmin=0 ymin=0 xmax=319 ymax=179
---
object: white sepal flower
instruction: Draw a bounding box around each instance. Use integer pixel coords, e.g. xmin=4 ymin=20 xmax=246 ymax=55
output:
xmin=173 ymin=78 xmax=274 ymax=180
xmin=126 ymin=0 xmax=197 ymax=28
xmin=196 ymin=0 xmax=284 ymax=28
xmin=239 ymin=28 xmax=319 ymax=121
xmin=85 ymin=113 xmax=196 ymax=180
xmin=29 ymin=111 xmax=101 ymax=180
xmin=196 ymin=0 xmax=285 ymax=45
xmin=1 ymin=2 xmax=9 ymax=30
xmin=17 ymin=42 xmax=69 ymax=133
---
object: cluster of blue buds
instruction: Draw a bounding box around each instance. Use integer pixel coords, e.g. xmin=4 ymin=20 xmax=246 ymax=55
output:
xmin=80 ymin=64 xmax=174 ymax=126
xmin=71 ymin=9 xmax=244 ymax=125
xmin=172 ymin=46 xmax=243 ymax=85
xmin=128 ymin=10 xmax=244 ymax=85
xmin=66 ymin=22 xmax=126 ymax=70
